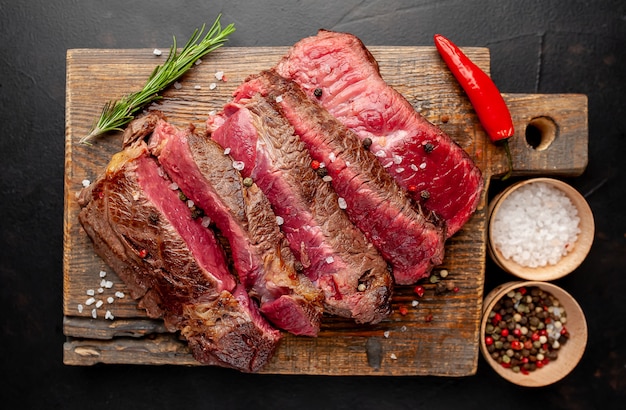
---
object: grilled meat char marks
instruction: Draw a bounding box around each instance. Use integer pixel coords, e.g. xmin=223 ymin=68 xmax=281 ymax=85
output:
xmin=78 ymin=140 xmax=280 ymax=372
xmin=241 ymin=71 xmax=446 ymax=285
xmin=148 ymin=119 xmax=323 ymax=336
xmin=275 ymin=29 xmax=484 ymax=238
xmin=209 ymin=96 xmax=393 ymax=324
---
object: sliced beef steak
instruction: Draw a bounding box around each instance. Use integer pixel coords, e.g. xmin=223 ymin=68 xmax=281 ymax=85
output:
xmin=237 ymin=71 xmax=446 ymax=285
xmin=78 ymin=140 xmax=280 ymax=372
xmin=148 ymin=118 xmax=323 ymax=336
xmin=275 ymin=30 xmax=484 ymax=237
xmin=209 ymin=96 xmax=393 ymax=324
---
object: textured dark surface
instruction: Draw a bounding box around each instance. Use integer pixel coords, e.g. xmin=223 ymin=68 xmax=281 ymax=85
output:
xmin=1 ymin=0 xmax=624 ymax=408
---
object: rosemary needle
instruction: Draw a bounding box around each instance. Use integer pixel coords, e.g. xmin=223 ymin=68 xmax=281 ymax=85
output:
xmin=80 ymin=15 xmax=235 ymax=145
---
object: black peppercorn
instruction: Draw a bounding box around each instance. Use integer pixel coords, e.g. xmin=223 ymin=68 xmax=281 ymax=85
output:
xmin=313 ymin=88 xmax=323 ymax=98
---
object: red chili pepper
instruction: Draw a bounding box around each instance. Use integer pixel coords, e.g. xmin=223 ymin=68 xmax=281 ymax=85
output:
xmin=434 ymin=34 xmax=514 ymax=180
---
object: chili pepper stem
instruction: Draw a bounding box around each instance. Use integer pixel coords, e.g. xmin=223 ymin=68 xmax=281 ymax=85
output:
xmin=500 ymin=139 xmax=513 ymax=181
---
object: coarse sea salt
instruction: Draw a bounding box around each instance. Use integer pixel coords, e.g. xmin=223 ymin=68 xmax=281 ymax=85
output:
xmin=492 ymin=182 xmax=580 ymax=268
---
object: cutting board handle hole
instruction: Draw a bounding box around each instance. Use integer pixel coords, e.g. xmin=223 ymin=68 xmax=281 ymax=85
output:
xmin=525 ymin=116 xmax=558 ymax=151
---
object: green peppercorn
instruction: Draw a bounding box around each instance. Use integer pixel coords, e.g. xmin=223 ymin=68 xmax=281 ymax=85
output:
xmin=243 ymin=177 xmax=254 ymax=187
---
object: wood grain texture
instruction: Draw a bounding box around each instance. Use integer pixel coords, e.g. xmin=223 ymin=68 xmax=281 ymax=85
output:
xmin=63 ymin=46 xmax=587 ymax=375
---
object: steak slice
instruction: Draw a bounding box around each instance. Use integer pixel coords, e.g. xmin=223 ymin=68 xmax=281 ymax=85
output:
xmin=148 ymin=118 xmax=323 ymax=336
xmin=78 ymin=140 xmax=280 ymax=372
xmin=237 ymin=71 xmax=446 ymax=285
xmin=275 ymin=30 xmax=484 ymax=237
xmin=209 ymin=96 xmax=393 ymax=324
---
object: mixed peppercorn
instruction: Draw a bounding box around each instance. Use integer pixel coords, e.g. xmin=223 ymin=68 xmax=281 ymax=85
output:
xmin=484 ymin=286 xmax=570 ymax=374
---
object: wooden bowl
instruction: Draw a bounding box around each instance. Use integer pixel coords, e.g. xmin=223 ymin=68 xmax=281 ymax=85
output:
xmin=480 ymin=281 xmax=587 ymax=387
xmin=487 ymin=178 xmax=594 ymax=281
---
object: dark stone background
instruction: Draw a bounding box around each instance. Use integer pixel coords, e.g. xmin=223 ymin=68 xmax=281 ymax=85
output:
xmin=1 ymin=1 xmax=624 ymax=408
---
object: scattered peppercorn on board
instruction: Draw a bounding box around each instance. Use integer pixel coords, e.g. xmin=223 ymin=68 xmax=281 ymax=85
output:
xmin=63 ymin=46 xmax=588 ymax=375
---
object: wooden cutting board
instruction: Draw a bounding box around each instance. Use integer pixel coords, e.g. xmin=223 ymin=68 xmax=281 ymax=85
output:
xmin=63 ymin=45 xmax=587 ymax=376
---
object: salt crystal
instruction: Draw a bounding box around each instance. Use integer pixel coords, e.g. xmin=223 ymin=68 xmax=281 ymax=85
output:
xmin=410 ymin=164 xmax=419 ymax=171
xmin=383 ymin=161 xmax=393 ymax=168
xmin=195 ymin=59 xmax=202 ymax=65
xmin=86 ymin=289 xmax=95 ymax=296
xmin=215 ymin=71 xmax=224 ymax=80
xmin=223 ymin=147 xmax=231 ymax=155
xmin=395 ymin=167 xmax=405 ymax=173
xmin=329 ymin=152 xmax=336 ymax=162
xmin=115 ymin=291 xmax=125 ymax=299
xmin=322 ymin=176 xmax=332 ymax=182
xmin=338 ymin=197 xmax=347 ymax=209
xmin=375 ymin=150 xmax=386 ymax=157
xmin=104 ymin=280 xmax=113 ymax=289
xmin=95 ymin=300 xmax=103 ymax=308
xmin=276 ymin=216 xmax=284 ymax=226
xmin=105 ymin=311 xmax=114 ymax=320
xmin=99 ymin=270 xmax=107 ymax=278
xmin=390 ymin=353 xmax=397 ymax=360
xmin=201 ymin=216 xmax=212 ymax=228
xmin=209 ymin=82 xmax=217 ymax=90
xmin=393 ymin=155 xmax=403 ymax=164
xmin=232 ymin=161 xmax=245 ymax=171
xmin=411 ymin=300 xmax=419 ymax=307
xmin=153 ymin=48 xmax=162 ymax=56
xmin=383 ymin=331 xmax=390 ymax=338
xmin=419 ymin=162 xmax=427 ymax=169
xmin=77 ymin=304 xmax=83 ymax=313
xmin=275 ymin=95 xmax=283 ymax=103
xmin=187 ymin=199 xmax=195 ymax=208
xmin=85 ymin=297 xmax=95 ymax=306
xmin=91 ymin=309 xmax=97 ymax=319
xmin=194 ymin=85 xmax=202 ymax=90
xmin=107 ymin=297 xmax=115 ymax=304
xmin=81 ymin=179 xmax=90 ymax=187
xmin=173 ymin=82 xmax=182 ymax=90
xmin=169 ymin=182 xmax=178 ymax=190
xmin=97 ymin=288 xmax=104 ymax=294
xmin=326 ymin=256 xmax=334 ymax=264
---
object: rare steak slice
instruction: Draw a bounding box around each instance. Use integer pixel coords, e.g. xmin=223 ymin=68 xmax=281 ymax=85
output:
xmin=148 ymin=118 xmax=323 ymax=336
xmin=78 ymin=140 xmax=280 ymax=372
xmin=209 ymin=97 xmax=392 ymax=324
xmin=237 ymin=71 xmax=446 ymax=285
xmin=275 ymin=29 xmax=484 ymax=237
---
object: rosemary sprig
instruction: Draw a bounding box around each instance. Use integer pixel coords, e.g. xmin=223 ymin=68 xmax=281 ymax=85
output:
xmin=81 ymin=15 xmax=235 ymax=145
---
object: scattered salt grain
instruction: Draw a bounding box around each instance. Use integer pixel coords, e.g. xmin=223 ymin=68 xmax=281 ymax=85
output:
xmin=223 ymin=147 xmax=231 ymax=155
xmin=99 ymin=270 xmax=107 ymax=278
xmin=329 ymin=152 xmax=336 ymax=162
xmin=100 ymin=279 xmax=107 ymax=288
xmin=91 ymin=309 xmax=97 ymax=319
xmin=209 ymin=82 xmax=217 ymax=90
xmin=77 ymin=304 xmax=83 ymax=313
xmin=410 ymin=164 xmax=419 ymax=171
xmin=201 ymin=216 xmax=212 ymax=228
xmin=419 ymin=162 xmax=427 ymax=169
xmin=393 ymin=154 xmax=403 ymax=164
xmin=491 ymin=182 xmax=580 ymax=268
xmin=173 ymin=82 xmax=182 ymax=90
xmin=395 ymin=167 xmax=405 ymax=173
xmin=95 ymin=300 xmax=104 ymax=308
xmin=81 ymin=179 xmax=90 ymax=188
xmin=390 ymin=353 xmax=398 ymax=360
xmin=97 ymin=288 xmax=104 ymax=294
xmin=232 ymin=160 xmax=245 ymax=171
xmin=169 ymin=182 xmax=179 ymax=190
xmin=153 ymin=48 xmax=162 ymax=56
xmin=187 ymin=199 xmax=195 ymax=208
xmin=194 ymin=85 xmax=202 ymax=90
xmin=208 ymin=110 xmax=216 ymax=116
xmin=86 ymin=289 xmax=95 ymax=296
xmin=326 ymin=256 xmax=335 ymax=264
xmin=276 ymin=216 xmax=284 ymax=226
xmin=375 ymin=150 xmax=386 ymax=158
xmin=275 ymin=95 xmax=283 ymax=103
xmin=105 ymin=311 xmax=115 ymax=320
xmin=107 ymin=297 xmax=115 ymax=304
xmin=383 ymin=161 xmax=393 ymax=168
xmin=85 ymin=297 xmax=96 ymax=306
xmin=322 ymin=175 xmax=332 ymax=182
xmin=400 ymin=325 xmax=407 ymax=332
xmin=115 ymin=291 xmax=125 ymax=299
xmin=195 ymin=59 xmax=202 ymax=65
xmin=411 ymin=300 xmax=419 ymax=307
xmin=338 ymin=197 xmax=347 ymax=210
xmin=104 ymin=281 xmax=113 ymax=289
xmin=215 ymin=71 xmax=224 ymax=80
xmin=383 ymin=330 xmax=390 ymax=338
